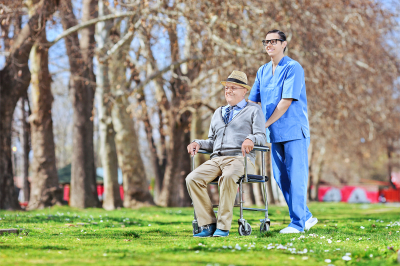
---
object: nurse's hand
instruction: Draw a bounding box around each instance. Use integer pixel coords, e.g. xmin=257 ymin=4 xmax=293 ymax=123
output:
xmin=241 ymin=139 xmax=254 ymax=156
xmin=187 ymin=142 xmax=200 ymax=156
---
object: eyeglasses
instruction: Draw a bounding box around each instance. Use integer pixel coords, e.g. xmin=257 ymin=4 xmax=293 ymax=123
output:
xmin=262 ymin=39 xmax=285 ymax=46
xmin=224 ymin=86 xmax=244 ymax=92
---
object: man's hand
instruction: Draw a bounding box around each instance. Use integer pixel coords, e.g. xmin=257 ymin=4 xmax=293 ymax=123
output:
xmin=187 ymin=142 xmax=200 ymax=156
xmin=241 ymin=139 xmax=254 ymax=156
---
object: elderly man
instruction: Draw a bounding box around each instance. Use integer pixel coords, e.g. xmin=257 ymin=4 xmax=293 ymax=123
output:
xmin=186 ymin=70 xmax=266 ymax=237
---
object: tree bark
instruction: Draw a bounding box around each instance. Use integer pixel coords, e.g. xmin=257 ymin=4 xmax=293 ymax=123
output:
xmin=109 ymin=23 xmax=154 ymax=208
xmin=27 ymin=24 xmax=62 ymax=210
xmin=19 ymin=97 xmax=30 ymax=203
xmin=95 ymin=0 xmax=122 ymax=210
xmin=0 ymin=0 xmax=58 ymax=210
xmin=60 ymin=0 xmax=99 ymax=208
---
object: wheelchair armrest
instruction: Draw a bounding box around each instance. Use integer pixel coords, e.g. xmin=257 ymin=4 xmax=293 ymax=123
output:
xmin=197 ymin=149 xmax=212 ymax=155
xmin=253 ymin=145 xmax=270 ymax=152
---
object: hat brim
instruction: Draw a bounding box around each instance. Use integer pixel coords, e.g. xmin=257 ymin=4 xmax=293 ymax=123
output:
xmin=220 ymin=81 xmax=251 ymax=91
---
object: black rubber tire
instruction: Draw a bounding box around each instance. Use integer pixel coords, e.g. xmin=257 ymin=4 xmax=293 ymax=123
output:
xmin=238 ymin=223 xmax=252 ymax=236
xmin=192 ymin=226 xmax=202 ymax=235
xmin=260 ymin=222 xmax=270 ymax=233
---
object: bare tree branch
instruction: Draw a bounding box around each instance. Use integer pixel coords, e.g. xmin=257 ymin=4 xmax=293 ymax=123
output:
xmin=49 ymin=12 xmax=137 ymax=47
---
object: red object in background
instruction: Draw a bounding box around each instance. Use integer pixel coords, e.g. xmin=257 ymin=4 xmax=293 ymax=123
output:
xmin=318 ymin=185 xmax=379 ymax=203
xmin=318 ymin=186 xmax=332 ymax=202
xmin=341 ymin=186 xmax=378 ymax=203
xmin=380 ymin=188 xmax=400 ymax=202
xmin=63 ymin=184 xmax=125 ymax=203
xmin=97 ymin=185 xmax=104 ymax=198
xmin=63 ymin=185 xmax=70 ymax=202
xmin=391 ymin=172 xmax=400 ymax=189
xmin=120 ymin=185 xmax=124 ymax=200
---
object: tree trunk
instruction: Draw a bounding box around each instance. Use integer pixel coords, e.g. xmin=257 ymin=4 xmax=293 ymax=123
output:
xmin=265 ymin=146 xmax=276 ymax=205
xmin=0 ymin=0 xmax=58 ymax=210
xmin=109 ymin=24 xmax=154 ymax=208
xmin=95 ymin=0 xmax=122 ymax=210
xmin=19 ymin=97 xmax=31 ymax=203
xmin=27 ymin=25 xmax=62 ymax=210
xmin=158 ymin=110 xmax=192 ymax=207
xmin=314 ymin=146 xmax=326 ymax=201
xmin=253 ymin=154 xmax=264 ymax=206
xmin=307 ymin=141 xmax=314 ymax=201
xmin=60 ymin=0 xmax=99 ymax=208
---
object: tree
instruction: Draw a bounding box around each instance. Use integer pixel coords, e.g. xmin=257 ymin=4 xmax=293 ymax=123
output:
xmin=0 ymin=0 xmax=59 ymax=210
xmin=59 ymin=0 xmax=100 ymax=208
xmin=26 ymin=0 xmax=62 ymax=209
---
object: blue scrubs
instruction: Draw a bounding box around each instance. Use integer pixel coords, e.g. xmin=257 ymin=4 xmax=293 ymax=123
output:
xmin=249 ymin=56 xmax=312 ymax=231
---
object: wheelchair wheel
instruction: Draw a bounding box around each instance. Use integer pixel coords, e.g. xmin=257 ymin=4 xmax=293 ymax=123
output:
xmin=192 ymin=221 xmax=201 ymax=235
xmin=260 ymin=222 xmax=270 ymax=233
xmin=238 ymin=223 xmax=252 ymax=236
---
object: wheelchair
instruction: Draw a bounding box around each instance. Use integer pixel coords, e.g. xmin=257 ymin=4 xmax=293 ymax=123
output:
xmin=191 ymin=145 xmax=271 ymax=236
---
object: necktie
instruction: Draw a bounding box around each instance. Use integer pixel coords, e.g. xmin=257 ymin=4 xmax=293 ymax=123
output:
xmin=224 ymin=106 xmax=234 ymax=124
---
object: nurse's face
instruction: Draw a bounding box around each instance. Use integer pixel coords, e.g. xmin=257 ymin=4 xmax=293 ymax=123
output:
xmin=264 ymin=33 xmax=286 ymax=57
xmin=224 ymin=82 xmax=247 ymax=106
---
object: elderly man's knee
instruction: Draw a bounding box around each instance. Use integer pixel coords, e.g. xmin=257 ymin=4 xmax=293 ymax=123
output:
xmin=186 ymin=172 xmax=196 ymax=186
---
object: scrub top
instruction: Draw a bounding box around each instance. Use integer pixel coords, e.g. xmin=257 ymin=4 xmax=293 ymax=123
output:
xmin=249 ymin=56 xmax=310 ymax=143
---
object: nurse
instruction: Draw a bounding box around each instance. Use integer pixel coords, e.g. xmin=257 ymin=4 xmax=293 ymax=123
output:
xmin=249 ymin=29 xmax=318 ymax=233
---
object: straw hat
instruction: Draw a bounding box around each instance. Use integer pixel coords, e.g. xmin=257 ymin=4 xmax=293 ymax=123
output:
xmin=220 ymin=70 xmax=251 ymax=91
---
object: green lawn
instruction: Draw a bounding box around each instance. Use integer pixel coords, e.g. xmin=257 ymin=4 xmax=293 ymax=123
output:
xmin=0 ymin=203 xmax=399 ymax=265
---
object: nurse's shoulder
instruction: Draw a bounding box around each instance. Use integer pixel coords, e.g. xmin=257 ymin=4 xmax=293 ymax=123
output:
xmin=284 ymin=56 xmax=304 ymax=73
xmin=256 ymin=61 xmax=272 ymax=74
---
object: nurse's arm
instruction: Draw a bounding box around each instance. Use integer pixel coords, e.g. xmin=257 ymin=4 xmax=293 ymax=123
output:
xmin=265 ymin=98 xmax=293 ymax=128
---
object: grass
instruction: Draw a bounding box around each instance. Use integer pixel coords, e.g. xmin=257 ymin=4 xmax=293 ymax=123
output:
xmin=0 ymin=203 xmax=400 ymax=265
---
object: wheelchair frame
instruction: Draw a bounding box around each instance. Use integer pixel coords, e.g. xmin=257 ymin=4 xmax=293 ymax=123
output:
xmin=191 ymin=145 xmax=271 ymax=236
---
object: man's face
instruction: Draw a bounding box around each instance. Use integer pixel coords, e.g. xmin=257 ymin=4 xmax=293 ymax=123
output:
xmin=224 ymin=82 xmax=247 ymax=106
xmin=264 ymin=33 xmax=286 ymax=57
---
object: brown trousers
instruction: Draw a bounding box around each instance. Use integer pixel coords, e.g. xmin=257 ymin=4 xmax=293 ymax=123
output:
xmin=186 ymin=156 xmax=255 ymax=230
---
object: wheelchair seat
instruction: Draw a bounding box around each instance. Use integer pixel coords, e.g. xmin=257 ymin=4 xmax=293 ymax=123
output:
xmin=210 ymin=174 xmax=269 ymax=184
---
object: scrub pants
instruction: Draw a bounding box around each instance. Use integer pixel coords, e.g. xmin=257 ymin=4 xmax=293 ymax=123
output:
xmin=271 ymin=137 xmax=312 ymax=231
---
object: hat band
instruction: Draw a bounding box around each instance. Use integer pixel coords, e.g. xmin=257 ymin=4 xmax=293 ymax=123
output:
xmin=226 ymin=78 xmax=247 ymax=86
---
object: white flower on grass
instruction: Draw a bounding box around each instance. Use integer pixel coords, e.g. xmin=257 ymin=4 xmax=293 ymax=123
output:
xmin=103 ymin=253 xmax=107 ymax=256
xmin=198 ymin=243 xmax=203 ymax=246
xmin=148 ymin=224 xmax=151 ymax=226
xmin=77 ymin=238 xmax=80 ymax=241
xmin=337 ymin=240 xmax=341 ymax=242
xmin=346 ymin=253 xmax=351 ymax=256
xmin=60 ymin=233 xmax=62 ymax=235
xmin=360 ymin=226 xmax=365 ymax=229
xmin=327 ymin=239 xmax=332 ymax=244
xmin=267 ymin=246 xmax=274 ymax=250
xmin=325 ymin=259 xmax=331 ymax=263
xmin=359 ymin=238 xmax=362 ymax=240
xmin=324 ymin=225 xmax=327 ymax=227
xmin=370 ymin=254 xmax=373 ymax=257
xmin=235 ymin=244 xmax=241 ymax=250
xmin=342 ymin=255 xmax=351 ymax=261
xmin=325 ymin=250 xmax=329 ymax=252
xmin=195 ymin=250 xmax=199 ymax=253
xmin=346 ymin=238 xmax=349 ymax=240
xmin=320 ymin=236 xmax=326 ymax=239
xmin=222 ymin=246 xmax=227 ymax=249
xmin=298 ymin=235 xmax=305 ymax=239
xmin=100 ymin=220 xmax=103 ymax=222
xmin=81 ymin=230 xmax=83 ymax=232
xmin=310 ymin=250 xmax=314 ymax=253
xmin=302 ymin=256 xmax=308 ymax=260
xmin=336 ymin=248 xmax=341 ymax=250
xmin=228 ymin=246 xmax=232 ymax=249
xmin=244 ymin=244 xmax=247 ymax=247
